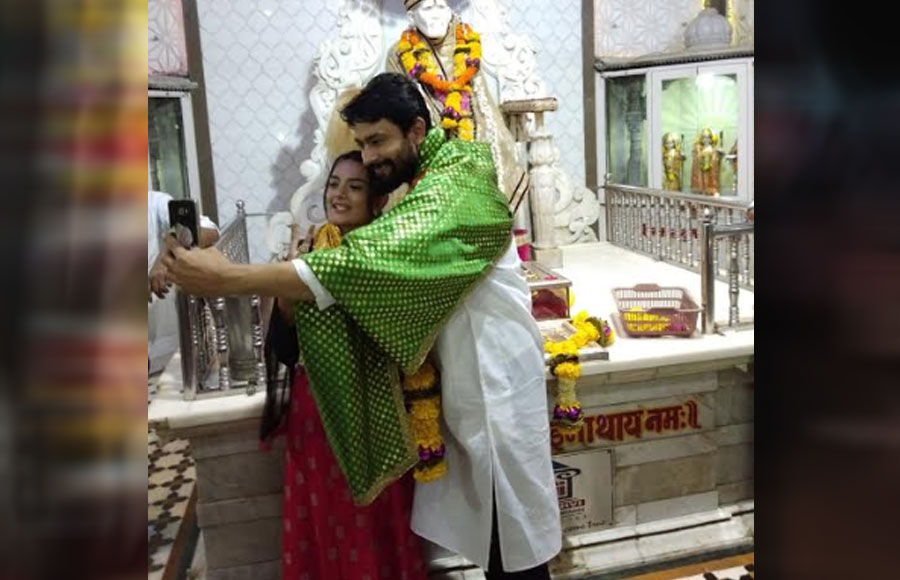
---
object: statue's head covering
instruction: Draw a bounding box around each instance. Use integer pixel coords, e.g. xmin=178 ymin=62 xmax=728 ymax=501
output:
xmin=403 ymin=0 xmax=426 ymax=11
xmin=324 ymin=87 xmax=363 ymax=161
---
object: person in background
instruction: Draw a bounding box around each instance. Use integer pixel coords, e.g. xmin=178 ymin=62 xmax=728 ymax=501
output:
xmin=148 ymin=190 xmax=219 ymax=301
xmin=147 ymin=190 xmax=219 ymax=390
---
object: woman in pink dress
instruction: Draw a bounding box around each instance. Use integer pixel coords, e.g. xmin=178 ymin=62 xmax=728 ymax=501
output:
xmin=261 ymin=151 xmax=428 ymax=580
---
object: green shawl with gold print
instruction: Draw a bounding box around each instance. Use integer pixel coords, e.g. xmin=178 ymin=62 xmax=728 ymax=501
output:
xmin=294 ymin=128 xmax=513 ymax=505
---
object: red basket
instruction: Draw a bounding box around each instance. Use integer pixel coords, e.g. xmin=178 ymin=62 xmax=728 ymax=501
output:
xmin=613 ymin=284 xmax=700 ymax=337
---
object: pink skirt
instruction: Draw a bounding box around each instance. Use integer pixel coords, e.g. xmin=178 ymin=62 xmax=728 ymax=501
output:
xmin=281 ymin=368 xmax=428 ymax=580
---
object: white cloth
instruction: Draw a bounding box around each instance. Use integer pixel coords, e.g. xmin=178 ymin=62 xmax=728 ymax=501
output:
xmin=291 ymin=259 xmax=336 ymax=311
xmin=294 ymin=237 xmax=561 ymax=572
xmin=148 ymin=190 xmax=217 ymax=273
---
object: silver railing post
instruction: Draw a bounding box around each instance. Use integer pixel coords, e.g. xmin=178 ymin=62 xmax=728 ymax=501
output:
xmin=728 ymin=236 xmax=740 ymax=326
xmin=701 ymin=210 xmax=716 ymax=334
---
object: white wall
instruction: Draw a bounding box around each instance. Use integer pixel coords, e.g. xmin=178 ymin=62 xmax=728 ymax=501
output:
xmin=594 ymin=0 xmax=753 ymax=58
xmin=197 ymin=0 xmax=343 ymax=263
xmin=506 ymin=0 xmax=587 ymax=184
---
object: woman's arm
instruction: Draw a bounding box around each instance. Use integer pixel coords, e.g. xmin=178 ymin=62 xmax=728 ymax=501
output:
xmin=274 ymin=224 xmax=313 ymax=322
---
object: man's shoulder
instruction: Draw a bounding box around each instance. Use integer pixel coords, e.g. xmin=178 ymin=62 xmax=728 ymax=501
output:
xmin=434 ymin=138 xmax=493 ymax=167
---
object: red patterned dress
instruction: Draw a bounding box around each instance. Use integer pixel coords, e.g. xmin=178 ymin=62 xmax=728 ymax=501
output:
xmin=280 ymin=368 xmax=428 ymax=580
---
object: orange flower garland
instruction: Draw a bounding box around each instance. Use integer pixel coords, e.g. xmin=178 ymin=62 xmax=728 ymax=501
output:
xmin=397 ymin=21 xmax=482 ymax=141
xmin=401 ymin=360 xmax=447 ymax=482
xmin=545 ymin=311 xmax=615 ymax=434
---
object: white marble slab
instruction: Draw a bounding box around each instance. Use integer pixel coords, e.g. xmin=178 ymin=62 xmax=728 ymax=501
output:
xmin=555 ymin=242 xmax=754 ymax=378
xmin=579 ymin=371 xmax=718 ymax=407
xmin=149 ymin=353 xmax=267 ymax=432
xmin=635 ymin=491 xmax=719 ymax=524
xmin=717 ymin=480 xmax=754 ymax=505
xmin=615 ymin=433 xmax=717 ymax=467
xmin=712 ymin=422 xmax=754 ymax=446
xmin=556 ymin=513 xmax=753 ymax=579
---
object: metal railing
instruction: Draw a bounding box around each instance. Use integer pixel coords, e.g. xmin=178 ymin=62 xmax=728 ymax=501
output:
xmin=701 ymin=215 xmax=754 ymax=334
xmin=176 ymin=201 xmax=269 ymax=400
xmin=604 ymin=185 xmax=754 ymax=288
xmin=604 ymin=185 xmax=754 ymax=333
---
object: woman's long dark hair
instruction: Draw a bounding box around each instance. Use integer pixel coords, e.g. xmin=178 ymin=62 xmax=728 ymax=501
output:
xmin=259 ymin=151 xmax=374 ymax=445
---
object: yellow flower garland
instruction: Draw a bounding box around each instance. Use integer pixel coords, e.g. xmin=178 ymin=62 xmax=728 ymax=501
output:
xmin=312 ymin=222 xmax=342 ymax=251
xmin=545 ymin=311 xmax=615 ymax=434
xmin=397 ymin=21 xmax=482 ymax=142
xmin=401 ymin=360 xmax=447 ymax=482
xmin=622 ymin=307 xmax=672 ymax=333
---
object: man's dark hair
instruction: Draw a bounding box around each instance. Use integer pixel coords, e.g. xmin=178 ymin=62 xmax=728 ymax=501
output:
xmin=341 ymin=72 xmax=432 ymax=133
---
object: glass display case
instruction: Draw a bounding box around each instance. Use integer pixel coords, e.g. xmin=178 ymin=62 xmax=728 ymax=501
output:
xmin=601 ymin=55 xmax=753 ymax=200
xmin=148 ymin=84 xmax=205 ymax=375
xmin=149 ymin=96 xmax=190 ymax=199
xmin=148 ymin=88 xmax=201 ymax=200
xmin=605 ymin=75 xmax=648 ymax=187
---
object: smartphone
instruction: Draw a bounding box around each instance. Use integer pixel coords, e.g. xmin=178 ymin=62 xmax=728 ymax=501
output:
xmin=168 ymin=199 xmax=199 ymax=248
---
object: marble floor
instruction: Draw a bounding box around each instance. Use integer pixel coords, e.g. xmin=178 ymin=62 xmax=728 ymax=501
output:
xmin=181 ymin=544 xmax=751 ymax=580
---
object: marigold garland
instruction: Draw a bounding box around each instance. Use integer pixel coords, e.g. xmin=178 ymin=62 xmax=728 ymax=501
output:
xmin=545 ymin=311 xmax=615 ymax=434
xmin=397 ymin=21 xmax=482 ymax=142
xmin=622 ymin=307 xmax=680 ymax=333
xmin=312 ymin=222 xmax=342 ymax=251
xmin=401 ymin=360 xmax=447 ymax=482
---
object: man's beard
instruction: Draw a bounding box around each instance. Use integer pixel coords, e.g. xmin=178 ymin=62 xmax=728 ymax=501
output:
xmin=367 ymin=146 xmax=418 ymax=196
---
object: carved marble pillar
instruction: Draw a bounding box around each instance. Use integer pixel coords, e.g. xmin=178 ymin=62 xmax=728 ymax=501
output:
xmin=625 ymin=80 xmax=645 ymax=186
xmin=503 ymin=98 xmax=562 ymax=266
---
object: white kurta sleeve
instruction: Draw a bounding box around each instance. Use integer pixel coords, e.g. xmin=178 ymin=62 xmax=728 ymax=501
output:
xmin=199 ymin=215 xmax=218 ymax=232
xmin=291 ymin=258 xmax=336 ymax=311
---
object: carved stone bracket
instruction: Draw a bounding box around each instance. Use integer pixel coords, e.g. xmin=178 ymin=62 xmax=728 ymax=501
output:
xmin=467 ymin=0 xmax=550 ymax=103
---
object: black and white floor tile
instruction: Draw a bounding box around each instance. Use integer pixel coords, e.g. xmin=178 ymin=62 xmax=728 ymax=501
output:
xmin=148 ymin=427 xmax=196 ymax=580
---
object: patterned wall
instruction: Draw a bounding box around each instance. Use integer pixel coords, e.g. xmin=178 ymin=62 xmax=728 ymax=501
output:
xmin=149 ymin=0 xmax=188 ymax=76
xmin=505 ymin=0 xmax=586 ymax=185
xmin=594 ymin=0 xmax=754 ymax=58
xmin=732 ymin=0 xmax=754 ymax=46
xmin=196 ymin=0 xmax=342 ymax=263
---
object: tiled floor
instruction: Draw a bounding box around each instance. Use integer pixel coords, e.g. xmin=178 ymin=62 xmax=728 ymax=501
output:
xmin=148 ymin=425 xmax=197 ymax=580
